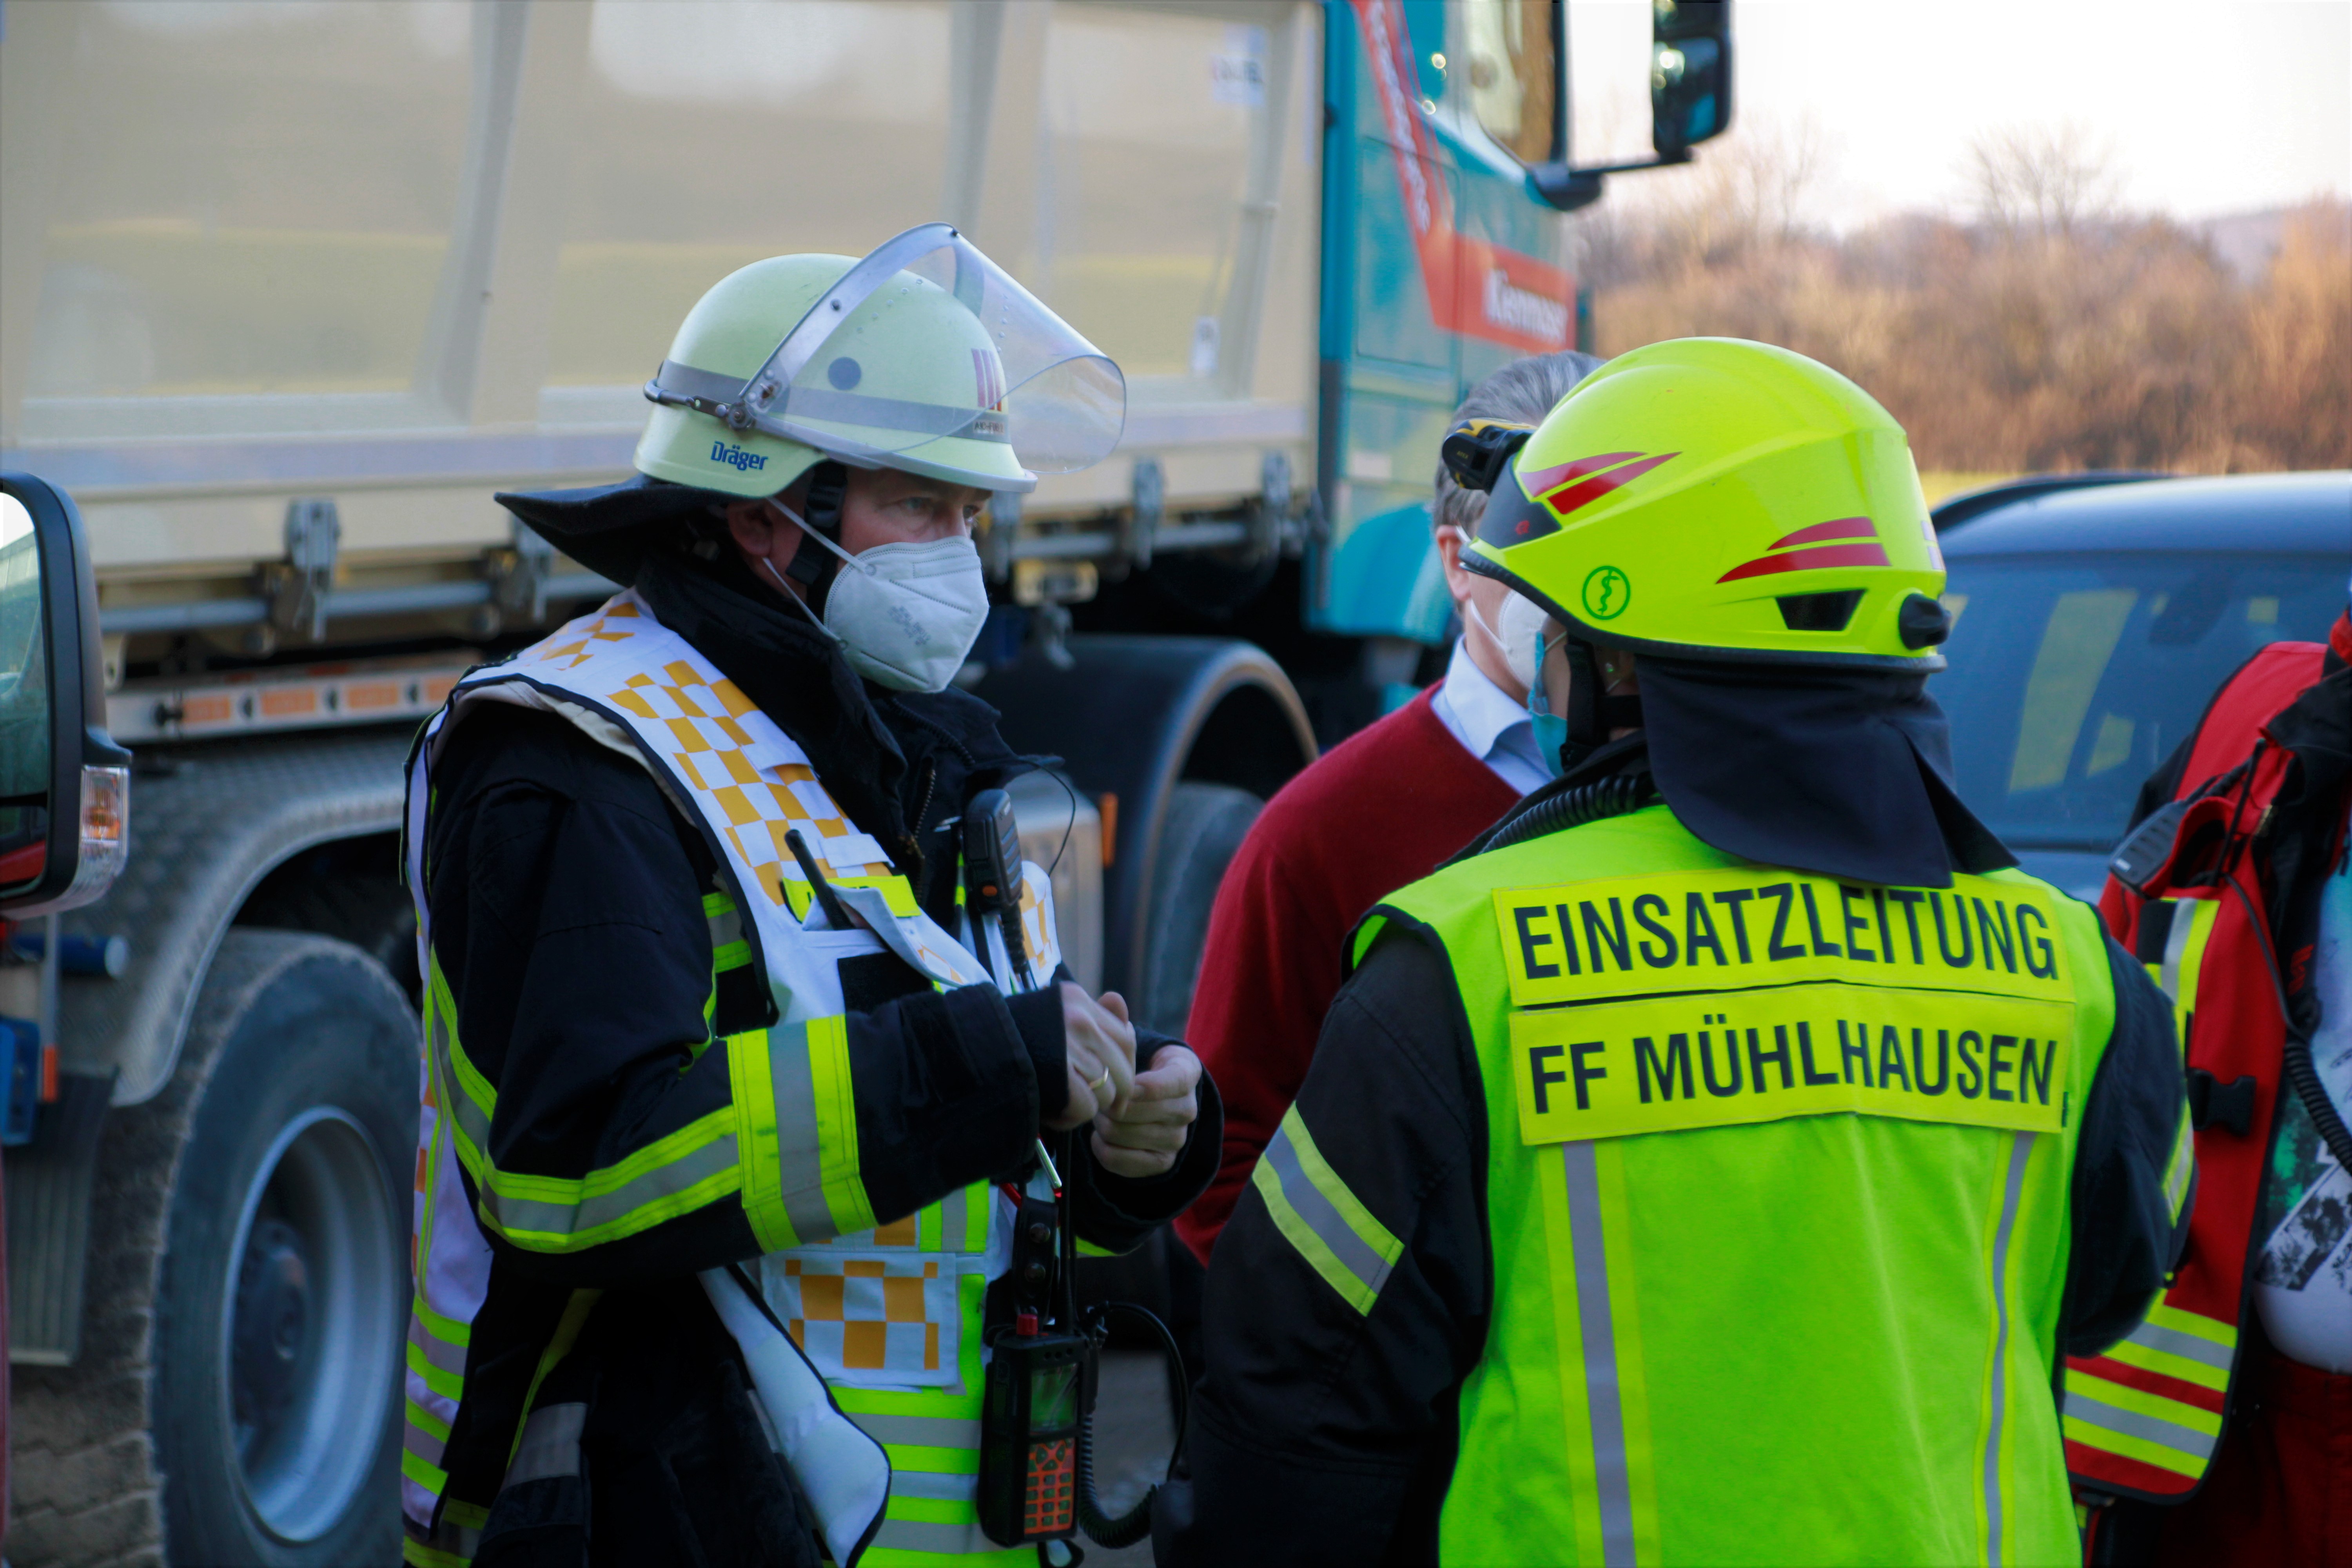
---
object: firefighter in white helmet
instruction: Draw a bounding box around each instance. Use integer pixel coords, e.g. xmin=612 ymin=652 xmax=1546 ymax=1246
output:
xmin=399 ymin=227 xmax=1215 ymax=1568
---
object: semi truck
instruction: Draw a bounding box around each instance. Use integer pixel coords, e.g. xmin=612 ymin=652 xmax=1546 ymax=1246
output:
xmin=0 ymin=2 xmax=1729 ymax=1561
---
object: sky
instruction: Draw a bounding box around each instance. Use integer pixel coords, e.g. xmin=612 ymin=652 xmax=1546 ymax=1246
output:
xmin=1567 ymin=0 xmax=2352 ymax=227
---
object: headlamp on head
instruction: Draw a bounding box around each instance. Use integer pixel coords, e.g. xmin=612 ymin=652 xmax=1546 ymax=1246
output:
xmin=1440 ymin=419 xmax=1537 ymax=495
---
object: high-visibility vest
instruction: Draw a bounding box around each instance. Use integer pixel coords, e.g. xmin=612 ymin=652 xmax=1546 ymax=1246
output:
xmin=399 ymin=590 xmax=1056 ymax=1567
xmin=1354 ymin=804 xmax=2121 ymax=1566
xmin=2065 ymin=639 xmax=2341 ymax=1504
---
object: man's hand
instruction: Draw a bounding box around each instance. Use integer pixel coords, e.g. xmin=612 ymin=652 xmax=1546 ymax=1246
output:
xmin=1091 ymin=995 xmax=1200 ymax=1180
xmin=1049 ymin=982 xmax=1137 ymax=1132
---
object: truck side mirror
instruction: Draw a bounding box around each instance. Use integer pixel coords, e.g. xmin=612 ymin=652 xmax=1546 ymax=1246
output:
xmin=1651 ymin=0 xmax=1733 ymax=159
xmin=1 ymin=473 xmax=131 ymax=916
xmin=1528 ymin=0 xmax=1735 ymax=212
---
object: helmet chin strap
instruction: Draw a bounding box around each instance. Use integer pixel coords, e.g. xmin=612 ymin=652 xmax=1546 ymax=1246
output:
xmin=773 ymin=460 xmax=848 ymax=611
xmin=1556 ymin=635 xmax=1644 ymax=774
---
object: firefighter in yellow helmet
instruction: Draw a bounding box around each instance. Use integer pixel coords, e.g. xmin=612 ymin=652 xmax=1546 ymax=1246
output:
xmin=1158 ymin=338 xmax=2190 ymax=1566
xmin=399 ymin=228 xmax=1216 ymax=1568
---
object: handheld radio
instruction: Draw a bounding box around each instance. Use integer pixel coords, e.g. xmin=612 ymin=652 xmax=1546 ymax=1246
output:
xmin=962 ymin=787 xmax=1033 ymax=987
xmin=977 ymin=1140 xmax=1089 ymax=1547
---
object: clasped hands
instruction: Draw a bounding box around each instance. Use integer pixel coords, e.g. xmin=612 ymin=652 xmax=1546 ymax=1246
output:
xmin=1046 ymin=982 xmax=1200 ymax=1179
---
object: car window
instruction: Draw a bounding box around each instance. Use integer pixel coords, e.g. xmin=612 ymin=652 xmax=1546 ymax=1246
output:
xmin=1934 ymin=550 xmax=2346 ymax=849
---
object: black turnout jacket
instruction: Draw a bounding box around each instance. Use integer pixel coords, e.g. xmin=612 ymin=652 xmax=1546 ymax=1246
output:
xmin=1159 ymin=768 xmax=2187 ymax=1567
xmin=421 ymin=548 xmax=1217 ymax=1558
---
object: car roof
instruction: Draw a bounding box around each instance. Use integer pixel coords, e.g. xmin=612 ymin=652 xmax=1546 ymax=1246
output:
xmin=1938 ymin=470 xmax=2352 ymax=558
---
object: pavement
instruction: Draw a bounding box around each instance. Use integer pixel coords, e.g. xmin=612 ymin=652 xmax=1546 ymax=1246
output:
xmin=1071 ymin=1349 xmax=1179 ymax=1567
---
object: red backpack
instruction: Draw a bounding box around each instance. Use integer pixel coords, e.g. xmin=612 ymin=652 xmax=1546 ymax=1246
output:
xmin=2064 ymin=624 xmax=2352 ymax=1504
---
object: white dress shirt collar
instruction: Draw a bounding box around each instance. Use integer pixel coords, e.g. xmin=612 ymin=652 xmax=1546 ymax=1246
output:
xmin=1429 ymin=635 xmax=1549 ymax=796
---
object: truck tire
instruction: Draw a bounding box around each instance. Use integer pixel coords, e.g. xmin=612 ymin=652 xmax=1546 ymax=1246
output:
xmin=1131 ymin=782 xmax=1261 ymax=1044
xmin=9 ymin=931 xmax=414 ymax=1568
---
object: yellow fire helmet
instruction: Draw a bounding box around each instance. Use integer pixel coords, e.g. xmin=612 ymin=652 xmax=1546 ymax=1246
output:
xmin=639 ymin=223 xmax=1125 ymax=498
xmin=1460 ymin=337 xmax=1951 ymax=669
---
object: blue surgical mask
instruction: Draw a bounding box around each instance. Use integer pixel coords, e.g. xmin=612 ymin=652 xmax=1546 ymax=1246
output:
xmin=1526 ymin=630 xmax=1566 ymax=777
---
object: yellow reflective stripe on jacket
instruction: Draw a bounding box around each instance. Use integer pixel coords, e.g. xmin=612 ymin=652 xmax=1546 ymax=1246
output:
xmin=2063 ymin=1301 xmax=2237 ymax=1484
xmin=727 ymin=1014 xmax=880 ymax=1254
xmin=1539 ymin=1138 xmax=1664 ymax=1567
xmin=407 ymin=1312 xmax=467 ymax=1401
xmin=2097 ymin=1302 xmax=2234 ymax=1394
xmin=1976 ymin=1130 xmax=2040 ymax=1568
xmin=1250 ymin=1105 xmax=1403 ymax=1315
xmin=703 ymin=889 xmax=753 ymax=974
xmin=834 ymin=1267 xmax=1027 ymax=1565
xmin=2161 ymin=1094 xmax=2195 ymax=1224
xmin=2061 ymin=1367 xmax=2223 ymax=1476
xmin=505 ymin=1289 xmax=601 ymax=1474
xmin=427 ymin=960 xmax=864 ymax=1257
xmin=2153 ymin=896 xmax=2220 ymax=1026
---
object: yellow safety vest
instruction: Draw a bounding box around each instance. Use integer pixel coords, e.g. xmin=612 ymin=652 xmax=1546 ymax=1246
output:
xmin=1344 ymin=803 xmax=2126 ymax=1566
xmin=400 ymin=591 xmax=1053 ymax=1566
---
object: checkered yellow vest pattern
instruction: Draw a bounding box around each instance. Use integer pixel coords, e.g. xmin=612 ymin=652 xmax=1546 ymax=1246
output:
xmin=1342 ymin=806 xmax=2124 ymax=1567
xmin=399 ymin=590 xmax=1058 ymax=1566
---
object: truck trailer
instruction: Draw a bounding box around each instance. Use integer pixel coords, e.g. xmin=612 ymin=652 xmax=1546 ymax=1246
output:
xmin=0 ymin=2 xmax=1728 ymax=1560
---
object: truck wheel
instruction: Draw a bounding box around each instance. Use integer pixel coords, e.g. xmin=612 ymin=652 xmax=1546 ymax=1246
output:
xmin=155 ymin=930 xmax=414 ymax=1566
xmin=1132 ymin=782 xmax=1261 ymax=1038
xmin=9 ymin=931 xmax=415 ymax=1568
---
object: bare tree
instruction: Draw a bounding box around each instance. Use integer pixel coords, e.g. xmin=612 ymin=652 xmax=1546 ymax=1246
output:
xmin=1584 ymin=112 xmax=1833 ymax=284
xmin=1964 ymin=123 xmax=2122 ymax=237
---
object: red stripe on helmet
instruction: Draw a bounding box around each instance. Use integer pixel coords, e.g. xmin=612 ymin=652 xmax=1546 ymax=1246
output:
xmin=1716 ymin=540 xmax=1893 ymax=584
xmin=1517 ymin=451 xmax=1642 ymax=495
xmin=1537 ymin=451 xmax=1677 ymax=520
xmin=1768 ymin=516 xmax=1877 ymax=550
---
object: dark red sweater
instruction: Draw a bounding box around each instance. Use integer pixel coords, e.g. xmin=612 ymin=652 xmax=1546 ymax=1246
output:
xmin=1174 ymin=687 xmax=1520 ymax=1264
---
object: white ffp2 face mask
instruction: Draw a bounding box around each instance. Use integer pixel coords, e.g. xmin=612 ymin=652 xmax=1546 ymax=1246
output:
xmin=1463 ymin=586 xmax=1554 ymax=696
xmin=759 ymin=501 xmax=991 ymax=693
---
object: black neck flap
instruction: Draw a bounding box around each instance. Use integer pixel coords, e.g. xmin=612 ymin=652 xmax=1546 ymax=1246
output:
xmin=1633 ymin=655 xmax=2015 ymax=889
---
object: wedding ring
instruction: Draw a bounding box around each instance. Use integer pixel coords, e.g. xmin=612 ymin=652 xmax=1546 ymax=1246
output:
xmin=1087 ymin=1066 xmax=1112 ymax=1094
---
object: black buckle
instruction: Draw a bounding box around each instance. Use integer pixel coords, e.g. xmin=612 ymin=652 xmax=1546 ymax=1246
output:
xmin=2186 ymin=1069 xmax=2258 ymax=1137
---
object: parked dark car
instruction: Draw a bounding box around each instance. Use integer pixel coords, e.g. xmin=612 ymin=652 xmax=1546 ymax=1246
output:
xmin=1931 ymin=470 xmax=2352 ymax=898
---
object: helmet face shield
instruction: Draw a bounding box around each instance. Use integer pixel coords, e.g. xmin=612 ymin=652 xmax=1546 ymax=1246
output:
xmin=645 ymin=224 xmax=1123 ymax=492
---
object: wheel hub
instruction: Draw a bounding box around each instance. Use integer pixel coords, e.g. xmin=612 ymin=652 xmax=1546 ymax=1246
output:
xmin=232 ymin=1218 xmax=312 ymax=1447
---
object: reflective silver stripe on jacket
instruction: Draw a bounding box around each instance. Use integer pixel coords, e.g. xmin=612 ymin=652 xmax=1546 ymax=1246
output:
xmin=505 ymin=1402 xmax=588 ymax=1486
xmin=479 ymin=1134 xmax=740 ymax=1241
xmin=2117 ymin=1316 xmax=2235 ymax=1375
xmin=767 ymin=1019 xmax=850 ymax=1243
xmin=1981 ymin=1132 xmax=2034 ymax=1568
xmin=2063 ymin=1390 xmax=2221 ymax=1463
xmin=1561 ymin=1142 xmax=1637 ymax=1568
xmin=848 ymin=1411 xmax=983 ymax=1451
xmin=870 ymin=1517 xmax=1002 ymax=1555
xmin=409 ymin=1314 xmax=468 ymax=1380
xmin=1260 ymin=1117 xmax=1396 ymax=1307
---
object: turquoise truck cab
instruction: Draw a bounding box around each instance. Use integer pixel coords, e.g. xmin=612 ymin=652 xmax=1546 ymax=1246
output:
xmin=1309 ymin=0 xmax=1730 ymax=697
